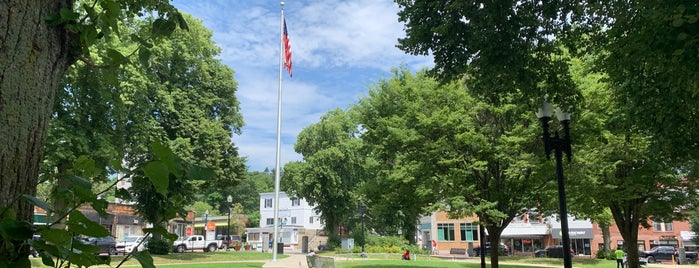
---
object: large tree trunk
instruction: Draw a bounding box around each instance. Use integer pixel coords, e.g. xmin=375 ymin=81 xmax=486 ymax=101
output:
xmin=0 ymin=0 xmax=75 ymax=258
xmin=600 ymin=222 xmax=612 ymax=254
xmin=611 ymin=198 xmax=644 ymax=268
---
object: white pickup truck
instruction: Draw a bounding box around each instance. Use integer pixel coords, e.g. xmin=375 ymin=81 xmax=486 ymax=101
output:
xmin=172 ymin=235 xmax=222 ymax=253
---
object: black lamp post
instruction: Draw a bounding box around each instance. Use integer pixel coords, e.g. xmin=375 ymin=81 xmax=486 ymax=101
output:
xmin=227 ymin=195 xmax=232 ymax=251
xmin=358 ymin=203 xmax=367 ymax=258
xmin=536 ymin=100 xmax=573 ymax=268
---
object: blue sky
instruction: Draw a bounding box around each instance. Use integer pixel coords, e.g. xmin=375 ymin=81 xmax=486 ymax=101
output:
xmin=172 ymin=0 xmax=433 ymax=172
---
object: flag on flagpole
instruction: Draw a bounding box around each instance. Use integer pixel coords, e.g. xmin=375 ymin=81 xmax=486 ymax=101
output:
xmin=283 ymin=18 xmax=293 ymax=77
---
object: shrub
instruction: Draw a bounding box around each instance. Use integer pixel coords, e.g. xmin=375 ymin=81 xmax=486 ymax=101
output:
xmin=366 ymin=235 xmax=404 ymax=248
xmin=596 ymin=249 xmax=615 ymax=260
xmin=147 ymin=238 xmax=171 ymax=255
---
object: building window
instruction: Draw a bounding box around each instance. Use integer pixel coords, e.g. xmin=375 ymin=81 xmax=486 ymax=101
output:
xmin=248 ymin=232 xmax=260 ymax=242
xmin=653 ymin=221 xmax=673 ymax=232
xmin=460 ymin=222 xmax=479 ymax=241
xmin=437 ymin=223 xmax=455 ymax=241
xmin=291 ymin=217 xmax=297 ymax=224
xmin=291 ymin=198 xmax=300 ymax=206
xmin=309 ymin=217 xmax=314 ymax=224
xmin=264 ymin=198 xmax=273 ymax=208
xmin=266 ymin=218 xmax=274 ymax=225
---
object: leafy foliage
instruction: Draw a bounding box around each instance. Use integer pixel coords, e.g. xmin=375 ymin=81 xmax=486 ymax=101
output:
xmin=145 ymin=238 xmax=172 ymax=255
xmin=394 ymin=0 xmax=580 ymax=107
xmin=282 ymin=109 xmax=370 ymax=247
xmin=356 ymin=68 xmax=551 ymax=267
xmin=577 ymin=0 xmax=699 ymax=162
xmin=568 ymin=52 xmax=699 ymax=268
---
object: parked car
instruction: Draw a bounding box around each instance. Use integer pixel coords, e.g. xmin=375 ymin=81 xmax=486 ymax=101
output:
xmin=82 ymin=236 xmax=117 ymax=255
xmin=216 ymin=234 xmax=241 ymax=249
xmin=317 ymin=243 xmax=329 ymax=251
xmin=536 ymin=245 xmax=574 ymax=258
xmin=116 ymin=235 xmax=148 ymax=254
xmin=534 ymin=249 xmax=548 ymax=257
xmin=639 ymin=246 xmax=697 ymax=264
xmin=471 ymin=243 xmax=510 ymax=256
xmin=28 ymin=234 xmax=42 ymax=257
xmin=172 ymin=235 xmax=222 ymax=253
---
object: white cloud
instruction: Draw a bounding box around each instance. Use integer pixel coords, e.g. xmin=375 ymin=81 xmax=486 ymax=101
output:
xmin=174 ymin=0 xmax=433 ymax=171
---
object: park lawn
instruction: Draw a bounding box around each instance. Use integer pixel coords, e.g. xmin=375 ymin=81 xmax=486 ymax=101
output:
xmin=333 ymin=253 xmax=617 ymax=268
xmin=30 ymin=251 xmax=275 ymax=267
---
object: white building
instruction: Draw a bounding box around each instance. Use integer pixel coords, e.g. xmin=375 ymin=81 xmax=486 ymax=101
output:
xmin=245 ymin=192 xmax=325 ymax=252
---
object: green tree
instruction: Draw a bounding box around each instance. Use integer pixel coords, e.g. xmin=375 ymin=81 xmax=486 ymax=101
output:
xmin=119 ymin=15 xmax=245 ymax=191
xmin=578 ymin=0 xmax=699 ymax=163
xmin=394 ymin=0 xmax=580 ymax=106
xmin=282 ymin=109 xmax=369 ymax=248
xmin=570 ymin=54 xmax=699 ymax=268
xmin=357 ymin=69 xmax=550 ymax=267
xmin=0 ymin=0 xmax=186 ymax=263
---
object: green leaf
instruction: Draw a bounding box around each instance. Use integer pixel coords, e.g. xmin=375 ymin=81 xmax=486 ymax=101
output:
xmin=21 ymin=195 xmax=52 ymax=214
xmin=152 ymin=18 xmax=177 ymax=36
xmin=64 ymin=174 xmax=95 ymax=201
xmin=144 ymin=161 xmax=170 ymax=196
xmin=174 ymin=12 xmax=189 ymax=31
xmin=11 ymin=257 xmax=31 ymax=268
xmin=138 ymin=48 xmax=152 ymax=68
xmin=187 ymin=166 xmax=214 ymax=180
xmin=0 ymin=206 xmax=15 ymax=219
xmin=132 ymin=250 xmax=155 ymax=268
xmin=131 ymin=33 xmax=153 ymax=48
xmin=75 ymin=155 xmax=101 ymax=179
xmin=90 ymin=198 xmax=109 ymax=215
xmin=0 ymin=219 xmax=33 ymax=241
xmin=106 ymin=49 xmax=126 ymax=65
xmin=40 ymin=251 xmax=55 ymax=267
xmin=59 ymin=8 xmax=79 ymax=21
xmin=39 ymin=228 xmax=72 ymax=247
xmin=66 ymin=211 xmax=109 ymax=238
xmin=152 ymin=142 xmax=175 ymax=165
xmin=115 ymin=188 xmax=133 ymax=201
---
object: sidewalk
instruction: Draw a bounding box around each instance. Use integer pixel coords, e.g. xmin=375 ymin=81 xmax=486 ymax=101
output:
xmin=262 ymin=252 xmax=309 ymax=268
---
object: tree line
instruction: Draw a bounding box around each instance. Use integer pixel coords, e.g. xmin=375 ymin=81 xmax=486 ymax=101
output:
xmin=1 ymin=1 xmax=698 ymax=268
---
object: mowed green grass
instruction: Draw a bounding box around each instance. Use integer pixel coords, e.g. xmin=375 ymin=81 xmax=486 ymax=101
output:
xmin=333 ymin=254 xmax=621 ymax=268
xmin=30 ymin=251 xmax=274 ymax=267
xmin=29 ymin=251 xmax=625 ymax=268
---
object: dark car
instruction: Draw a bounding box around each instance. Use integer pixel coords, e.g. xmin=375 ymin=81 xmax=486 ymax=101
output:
xmin=534 ymin=249 xmax=548 ymax=257
xmin=83 ymin=236 xmax=117 ymax=255
xmin=640 ymin=246 xmax=697 ymax=264
xmin=317 ymin=243 xmax=329 ymax=251
xmin=471 ymin=243 xmax=510 ymax=256
xmin=537 ymin=245 xmax=574 ymax=258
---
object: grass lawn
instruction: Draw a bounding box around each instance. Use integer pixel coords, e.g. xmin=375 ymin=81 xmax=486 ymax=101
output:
xmin=30 ymin=251 xmax=276 ymax=267
xmin=29 ymin=251 xmax=628 ymax=268
xmin=333 ymin=253 xmax=621 ymax=268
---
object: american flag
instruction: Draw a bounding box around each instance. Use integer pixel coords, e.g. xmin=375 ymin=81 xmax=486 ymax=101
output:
xmin=283 ymin=18 xmax=292 ymax=77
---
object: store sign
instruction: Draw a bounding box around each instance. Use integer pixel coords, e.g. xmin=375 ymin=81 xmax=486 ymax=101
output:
xmin=551 ymin=228 xmax=594 ymax=239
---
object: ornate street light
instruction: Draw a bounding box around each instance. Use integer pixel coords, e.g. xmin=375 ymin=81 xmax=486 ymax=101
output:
xmin=536 ymin=100 xmax=573 ymax=268
xmin=227 ymin=195 xmax=233 ymax=251
xmin=358 ymin=202 xmax=367 ymax=258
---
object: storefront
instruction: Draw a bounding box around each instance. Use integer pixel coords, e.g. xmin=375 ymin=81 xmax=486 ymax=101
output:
xmin=501 ymin=223 xmax=548 ymax=256
xmin=552 ymin=228 xmax=594 ymax=255
xmin=681 ymin=231 xmax=697 ymax=251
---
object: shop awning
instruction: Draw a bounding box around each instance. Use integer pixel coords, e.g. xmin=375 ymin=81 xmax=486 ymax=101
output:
xmin=551 ymin=228 xmax=594 ymax=239
xmin=681 ymin=231 xmax=696 ymax=247
xmin=501 ymin=223 xmax=548 ymax=238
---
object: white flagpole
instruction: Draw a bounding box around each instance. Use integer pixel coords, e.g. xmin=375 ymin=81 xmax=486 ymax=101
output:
xmin=271 ymin=1 xmax=285 ymax=262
